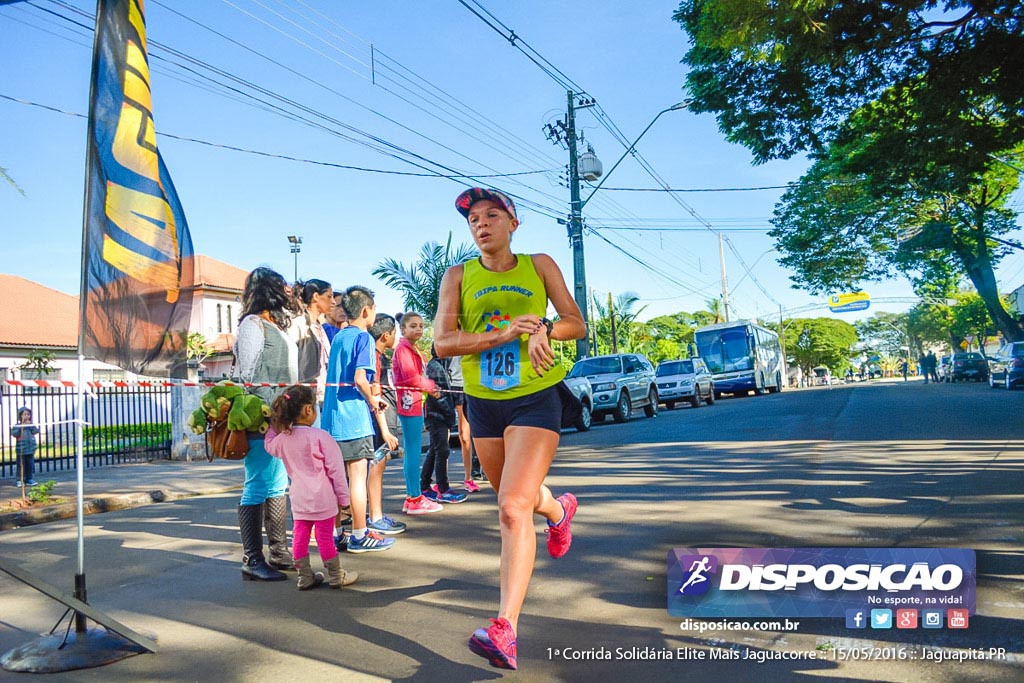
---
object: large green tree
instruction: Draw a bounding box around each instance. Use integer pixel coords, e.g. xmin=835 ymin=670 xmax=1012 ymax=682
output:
xmin=676 ymin=1 xmax=1024 ymax=340
xmin=372 ymin=233 xmax=478 ymax=321
xmin=674 ymin=1 xmax=1023 ymax=171
xmin=785 ymin=317 xmax=858 ymax=375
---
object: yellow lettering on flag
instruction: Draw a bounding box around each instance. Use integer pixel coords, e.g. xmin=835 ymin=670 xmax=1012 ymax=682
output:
xmin=113 ymin=40 xmax=158 ymax=182
xmin=101 ymin=235 xmax=180 ymax=300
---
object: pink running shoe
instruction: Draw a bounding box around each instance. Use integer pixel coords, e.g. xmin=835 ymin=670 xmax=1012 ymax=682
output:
xmin=468 ymin=617 xmax=517 ymax=670
xmin=403 ymin=495 xmax=443 ymax=515
xmin=463 ymin=479 xmax=480 ymax=493
xmin=546 ymin=493 xmax=577 ymax=558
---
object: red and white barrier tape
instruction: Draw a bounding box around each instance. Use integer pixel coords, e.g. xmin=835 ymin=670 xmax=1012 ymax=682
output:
xmin=3 ymin=379 xmax=464 ymax=394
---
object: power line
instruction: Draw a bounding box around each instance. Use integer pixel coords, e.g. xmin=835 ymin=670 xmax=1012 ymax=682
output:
xmin=0 ymin=93 xmax=558 ymax=179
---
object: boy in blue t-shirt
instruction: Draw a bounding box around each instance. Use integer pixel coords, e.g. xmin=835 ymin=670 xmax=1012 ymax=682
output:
xmin=321 ymin=286 xmax=395 ymax=553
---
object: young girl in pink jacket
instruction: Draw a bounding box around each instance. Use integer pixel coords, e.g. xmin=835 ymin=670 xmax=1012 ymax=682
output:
xmin=391 ymin=312 xmax=443 ymax=516
xmin=266 ymin=385 xmax=358 ymax=590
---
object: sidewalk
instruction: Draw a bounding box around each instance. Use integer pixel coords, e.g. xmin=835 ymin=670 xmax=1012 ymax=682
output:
xmin=0 ymin=459 xmax=244 ymax=531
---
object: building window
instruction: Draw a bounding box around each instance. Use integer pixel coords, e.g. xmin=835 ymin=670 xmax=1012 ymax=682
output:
xmin=0 ymin=368 xmax=7 ymax=383
xmin=92 ymin=369 xmax=127 ymax=382
xmin=22 ymin=367 xmax=62 ymax=395
xmin=216 ymin=304 xmax=223 ymax=333
xmin=227 ymin=305 xmax=233 ymax=332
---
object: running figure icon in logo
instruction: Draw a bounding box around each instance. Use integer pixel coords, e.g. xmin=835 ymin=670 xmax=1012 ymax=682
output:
xmin=677 ymin=555 xmax=717 ymax=596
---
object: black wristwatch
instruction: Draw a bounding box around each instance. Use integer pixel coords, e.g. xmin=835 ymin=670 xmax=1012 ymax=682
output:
xmin=540 ymin=317 xmax=554 ymax=338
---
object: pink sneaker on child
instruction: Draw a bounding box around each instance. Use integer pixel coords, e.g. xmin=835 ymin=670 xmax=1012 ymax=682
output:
xmin=463 ymin=479 xmax=480 ymax=493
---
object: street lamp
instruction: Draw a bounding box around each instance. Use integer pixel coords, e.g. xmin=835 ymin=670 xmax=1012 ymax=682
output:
xmin=567 ymin=101 xmax=689 ymax=357
xmin=580 ymin=101 xmax=690 ymax=209
xmin=287 ymin=235 xmax=302 ymax=282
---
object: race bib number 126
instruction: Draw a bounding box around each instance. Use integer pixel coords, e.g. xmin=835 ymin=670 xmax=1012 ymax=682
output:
xmin=481 ymin=341 xmax=521 ymax=391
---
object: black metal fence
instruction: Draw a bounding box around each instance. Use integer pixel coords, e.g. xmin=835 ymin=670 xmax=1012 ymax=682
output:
xmin=1 ymin=384 xmax=171 ymax=479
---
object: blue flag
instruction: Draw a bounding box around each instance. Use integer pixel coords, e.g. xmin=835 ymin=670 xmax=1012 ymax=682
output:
xmin=81 ymin=0 xmax=194 ymax=377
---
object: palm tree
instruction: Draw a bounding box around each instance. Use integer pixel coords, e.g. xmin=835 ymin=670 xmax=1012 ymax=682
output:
xmin=372 ymin=233 xmax=479 ymax=321
xmin=592 ymin=291 xmax=646 ymax=353
xmin=705 ymin=297 xmax=725 ymax=324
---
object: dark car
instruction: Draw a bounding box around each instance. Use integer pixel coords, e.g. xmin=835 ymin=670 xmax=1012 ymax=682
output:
xmin=988 ymin=342 xmax=1024 ymax=390
xmin=942 ymin=352 xmax=989 ymax=382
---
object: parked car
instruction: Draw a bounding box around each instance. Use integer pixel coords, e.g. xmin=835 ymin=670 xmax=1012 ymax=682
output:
xmin=941 ymin=352 xmax=989 ymax=382
xmin=655 ymin=358 xmax=715 ymax=409
xmin=567 ymin=353 xmax=658 ymax=423
xmin=988 ymin=342 xmax=1024 ymax=390
xmin=563 ymin=377 xmax=594 ymax=432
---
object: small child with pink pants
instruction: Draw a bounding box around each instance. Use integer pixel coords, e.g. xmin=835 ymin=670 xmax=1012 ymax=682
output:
xmin=265 ymin=385 xmax=358 ymax=590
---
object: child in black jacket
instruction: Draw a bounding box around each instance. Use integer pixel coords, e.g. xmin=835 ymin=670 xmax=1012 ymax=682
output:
xmin=421 ymin=346 xmax=467 ymax=503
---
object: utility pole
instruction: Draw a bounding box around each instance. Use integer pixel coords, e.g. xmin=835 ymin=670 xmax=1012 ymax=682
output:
xmin=589 ymin=287 xmax=599 ymax=355
xmin=545 ymin=91 xmax=595 ymax=360
xmin=608 ymin=292 xmax=618 ymax=354
xmin=718 ymin=233 xmax=731 ymax=322
xmin=778 ymin=304 xmax=787 ymax=389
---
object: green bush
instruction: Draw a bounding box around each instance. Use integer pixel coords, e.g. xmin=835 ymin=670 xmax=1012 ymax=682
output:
xmin=83 ymin=423 xmax=170 ymax=442
xmin=27 ymin=480 xmax=57 ymax=504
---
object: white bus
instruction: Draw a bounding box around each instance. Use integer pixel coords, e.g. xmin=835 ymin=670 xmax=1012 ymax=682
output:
xmin=693 ymin=320 xmax=784 ymax=397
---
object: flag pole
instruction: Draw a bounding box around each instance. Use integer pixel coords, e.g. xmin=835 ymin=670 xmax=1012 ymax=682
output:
xmin=0 ymin=0 xmax=156 ymax=671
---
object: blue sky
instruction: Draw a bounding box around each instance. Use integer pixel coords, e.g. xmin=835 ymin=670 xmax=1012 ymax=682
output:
xmin=1 ymin=0 xmax=1021 ymax=325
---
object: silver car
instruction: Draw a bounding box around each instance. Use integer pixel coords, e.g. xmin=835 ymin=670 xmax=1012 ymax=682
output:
xmin=656 ymin=358 xmax=715 ymax=409
xmin=567 ymin=354 xmax=658 ymax=423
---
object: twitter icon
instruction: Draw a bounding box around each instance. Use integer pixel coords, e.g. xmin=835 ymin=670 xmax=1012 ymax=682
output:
xmin=870 ymin=609 xmax=893 ymax=629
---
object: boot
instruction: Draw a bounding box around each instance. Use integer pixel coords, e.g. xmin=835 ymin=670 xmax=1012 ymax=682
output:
xmin=264 ymin=496 xmax=293 ymax=571
xmin=238 ymin=504 xmax=286 ymax=582
xmin=295 ymin=555 xmax=324 ymax=591
xmin=324 ymin=556 xmax=358 ymax=589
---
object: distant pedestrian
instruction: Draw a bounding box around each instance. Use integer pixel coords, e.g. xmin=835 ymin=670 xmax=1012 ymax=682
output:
xmin=392 ymin=311 xmax=444 ymax=516
xmin=927 ymin=351 xmax=940 ymax=383
xmin=364 ymin=313 xmax=405 ymax=538
xmin=322 ymin=292 xmax=349 ymax=344
xmin=265 ymin=385 xmax=358 ymax=590
xmin=422 ymin=344 xmax=467 ymax=504
xmin=321 ymin=286 xmax=396 ymax=553
xmin=234 ymin=266 xmax=298 ymax=582
xmin=291 ymin=279 xmax=333 ymax=404
xmin=900 ymin=360 xmax=909 ymax=381
xmin=448 ymin=355 xmax=481 ymax=491
xmin=11 ymin=407 xmax=39 ymax=487
xmin=919 ymin=353 xmax=930 ymax=384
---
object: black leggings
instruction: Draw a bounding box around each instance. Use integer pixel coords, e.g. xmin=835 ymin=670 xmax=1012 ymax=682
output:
xmin=421 ymin=422 xmax=452 ymax=493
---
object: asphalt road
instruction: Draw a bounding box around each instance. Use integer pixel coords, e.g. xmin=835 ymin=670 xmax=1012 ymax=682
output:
xmin=1 ymin=379 xmax=1022 ymax=682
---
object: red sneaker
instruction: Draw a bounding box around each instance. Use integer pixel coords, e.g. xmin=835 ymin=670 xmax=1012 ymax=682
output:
xmin=468 ymin=617 xmax=517 ymax=670
xmin=546 ymin=493 xmax=577 ymax=558
xmin=463 ymin=479 xmax=480 ymax=493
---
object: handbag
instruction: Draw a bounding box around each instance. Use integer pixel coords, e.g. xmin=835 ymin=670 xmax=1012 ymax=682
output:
xmin=204 ymin=415 xmax=250 ymax=462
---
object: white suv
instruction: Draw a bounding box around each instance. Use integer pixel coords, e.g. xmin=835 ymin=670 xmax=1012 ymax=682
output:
xmin=656 ymin=358 xmax=715 ymax=409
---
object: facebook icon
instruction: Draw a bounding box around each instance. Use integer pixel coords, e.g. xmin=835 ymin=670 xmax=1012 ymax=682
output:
xmin=845 ymin=609 xmax=867 ymax=629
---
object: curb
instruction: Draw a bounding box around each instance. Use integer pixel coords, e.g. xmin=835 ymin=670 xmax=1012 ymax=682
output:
xmin=0 ymin=486 xmax=242 ymax=532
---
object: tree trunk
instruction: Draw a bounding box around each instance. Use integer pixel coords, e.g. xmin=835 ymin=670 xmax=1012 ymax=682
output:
xmin=957 ymin=245 xmax=1024 ymax=343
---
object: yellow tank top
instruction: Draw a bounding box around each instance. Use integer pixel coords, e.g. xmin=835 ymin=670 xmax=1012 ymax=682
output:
xmin=460 ymin=254 xmax=565 ymax=399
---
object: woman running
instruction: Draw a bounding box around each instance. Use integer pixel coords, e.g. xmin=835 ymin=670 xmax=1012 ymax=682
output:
xmin=434 ymin=188 xmax=586 ymax=670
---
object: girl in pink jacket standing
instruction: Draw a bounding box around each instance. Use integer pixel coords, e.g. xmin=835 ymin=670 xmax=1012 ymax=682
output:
xmin=266 ymin=385 xmax=358 ymax=590
xmin=392 ymin=312 xmax=443 ymax=515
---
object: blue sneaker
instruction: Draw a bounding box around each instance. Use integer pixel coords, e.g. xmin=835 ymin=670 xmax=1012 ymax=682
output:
xmin=367 ymin=515 xmax=407 ymax=536
xmin=346 ymin=531 xmax=394 ymax=553
xmin=422 ymin=489 xmax=440 ymax=502
xmin=438 ymin=490 xmax=467 ymax=504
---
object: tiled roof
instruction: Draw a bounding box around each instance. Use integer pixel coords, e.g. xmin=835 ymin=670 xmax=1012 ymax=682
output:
xmin=192 ymin=255 xmax=247 ymax=292
xmin=1 ymin=255 xmax=248 ymax=350
xmin=0 ymin=275 xmax=79 ymax=348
